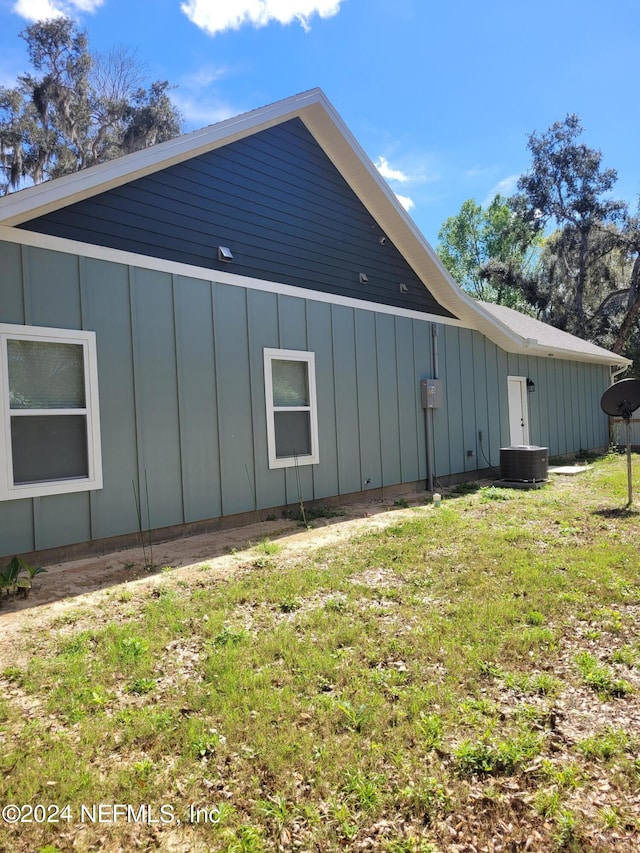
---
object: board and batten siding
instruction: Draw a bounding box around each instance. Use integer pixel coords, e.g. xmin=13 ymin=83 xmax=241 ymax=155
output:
xmin=19 ymin=119 xmax=453 ymax=321
xmin=0 ymin=241 xmax=611 ymax=555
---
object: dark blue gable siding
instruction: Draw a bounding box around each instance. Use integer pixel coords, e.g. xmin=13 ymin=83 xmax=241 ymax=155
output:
xmin=19 ymin=119 xmax=453 ymax=318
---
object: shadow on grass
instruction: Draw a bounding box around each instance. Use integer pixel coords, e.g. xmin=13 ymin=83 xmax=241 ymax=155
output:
xmin=443 ymin=482 xmax=485 ymax=499
xmin=593 ymin=506 xmax=640 ymax=518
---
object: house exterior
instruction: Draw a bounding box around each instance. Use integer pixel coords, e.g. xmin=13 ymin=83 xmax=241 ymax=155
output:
xmin=0 ymin=89 xmax=630 ymax=560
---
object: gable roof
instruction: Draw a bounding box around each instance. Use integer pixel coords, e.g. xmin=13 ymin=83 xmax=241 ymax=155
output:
xmin=0 ymin=88 xmax=630 ymax=369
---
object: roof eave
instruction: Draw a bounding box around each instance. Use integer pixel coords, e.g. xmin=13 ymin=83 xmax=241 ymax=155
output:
xmin=526 ymin=343 xmax=632 ymax=368
xmin=0 ymin=86 xmax=488 ymax=327
xmin=0 ymin=89 xmax=327 ymax=227
xmin=0 ymin=87 xmax=628 ymax=369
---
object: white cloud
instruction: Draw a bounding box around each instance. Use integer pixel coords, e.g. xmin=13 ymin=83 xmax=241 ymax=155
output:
xmin=482 ymin=173 xmax=519 ymax=206
xmin=173 ymin=92 xmax=239 ymax=128
xmin=375 ymin=156 xmax=410 ymax=184
xmin=170 ymin=65 xmax=243 ymax=129
xmin=395 ymin=194 xmax=415 ymax=212
xmin=180 ymin=0 xmax=344 ymax=36
xmin=374 ymin=154 xmax=426 ymax=213
xmin=12 ymin=0 xmax=103 ymax=20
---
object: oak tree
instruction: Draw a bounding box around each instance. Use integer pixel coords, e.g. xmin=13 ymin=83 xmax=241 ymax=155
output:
xmin=0 ymin=18 xmax=182 ymax=194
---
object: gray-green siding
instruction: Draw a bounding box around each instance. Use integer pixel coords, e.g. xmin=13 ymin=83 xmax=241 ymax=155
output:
xmin=0 ymin=241 xmax=612 ymax=555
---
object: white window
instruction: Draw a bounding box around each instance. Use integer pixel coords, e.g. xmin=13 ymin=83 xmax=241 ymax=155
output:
xmin=264 ymin=348 xmax=319 ymax=469
xmin=0 ymin=323 xmax=102 ymax=501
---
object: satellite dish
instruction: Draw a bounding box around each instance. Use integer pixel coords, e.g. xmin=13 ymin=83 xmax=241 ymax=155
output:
xmin=600 ymin=378 xmax=640 ymax=420
xmin=600 ymin=378 xmax=640 ymax=507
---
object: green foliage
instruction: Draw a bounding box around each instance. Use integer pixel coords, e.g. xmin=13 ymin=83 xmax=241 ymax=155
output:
xmin=257 ymin=538 xmax=281 ymax=555
xmin=610 ymin=645 xmax=638 ymax=667
xmin=127 ymin=677 xmax=156 ymax=695
xmin=508 ymin=114 xmax=639 ymax=357
xmin=454 ymin=732 xmax=542 ymax=776
xmin=224 ymin=825 xmax=264 ymax=853
xmin=0 ymin=555 xmax=46 ymax=599
xmin=334 ymin=699 xmax=372 ymax=733
xmin=213 ymin=626 xmax=247 ymax=647
xmin=5 ymin=456 xmax=640 ymax=851
xmin=577 ymin=727 xmax=631 ymax=760
xmin=397 ymin=777 xmax=451 ymax=825
xmin=284 ymin=504 xmax=345 ymax=522
xmin=0 ymin=18 xmax=181 ymax=194
xmin=279 ymin=595 xmax=301 ymax=613
xmin=437 ymin=194 xmax=540 ymax=305
xmin=553 ymin=808 xmax=581 ymax=851
xmin=479 ymin=486 xmax=514 ymax=502
xmin=342 ymin=768 xmax=384 ymax=812
xmin=438 ymin=114 xmax=640 ymax=365
xmin=574 ymin=651 xmax=633 ymax=698
xmin=417 ymin=712 xmax=444 ymax=750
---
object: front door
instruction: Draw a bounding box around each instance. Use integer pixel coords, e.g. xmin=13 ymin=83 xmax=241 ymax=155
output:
xmin=507 ymin=376 xmax=530 ymax=446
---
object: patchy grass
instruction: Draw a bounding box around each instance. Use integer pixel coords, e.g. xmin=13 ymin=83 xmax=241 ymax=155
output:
xmin=1 ymin=455 xmax=640 ymax=851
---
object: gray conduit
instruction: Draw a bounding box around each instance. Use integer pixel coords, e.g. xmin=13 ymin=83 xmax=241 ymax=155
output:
xmin=425 ymin=324 xmax=439 ymax=493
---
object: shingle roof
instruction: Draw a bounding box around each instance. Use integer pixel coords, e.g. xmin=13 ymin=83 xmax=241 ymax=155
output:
xmin=477 ymin=301 xmax=630 ymax=366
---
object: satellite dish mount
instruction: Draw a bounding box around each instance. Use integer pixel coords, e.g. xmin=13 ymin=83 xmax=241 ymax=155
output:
xmin=600 ymin=379 xmax=640 ymax=506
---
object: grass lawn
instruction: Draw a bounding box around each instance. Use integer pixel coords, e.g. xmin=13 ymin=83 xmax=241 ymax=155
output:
xmin=1 ymin=454 xmax=640 ymax=852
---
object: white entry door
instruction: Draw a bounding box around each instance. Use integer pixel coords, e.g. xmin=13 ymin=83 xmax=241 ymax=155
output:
xmin=507 ymin=376 xmax=530 ymax=446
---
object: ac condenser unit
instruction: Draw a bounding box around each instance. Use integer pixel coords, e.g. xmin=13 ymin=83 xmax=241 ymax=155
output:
xmin=499 ymin=446 xmax=549 ymax=483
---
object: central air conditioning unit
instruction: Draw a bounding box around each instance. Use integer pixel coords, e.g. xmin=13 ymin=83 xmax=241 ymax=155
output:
xmin=499 ymin=446 xmax=549 ymax=483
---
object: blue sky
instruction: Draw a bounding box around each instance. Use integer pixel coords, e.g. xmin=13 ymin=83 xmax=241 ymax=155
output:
xmin=0 ymin=0 xmax=638 ymax=244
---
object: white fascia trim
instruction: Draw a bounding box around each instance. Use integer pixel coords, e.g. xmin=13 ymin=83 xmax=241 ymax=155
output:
xmin=0 ymin=87 xmax=627 ymax=368
xmin=0 ymin=226 xmax=466 ymax=329
xmin=0 ymin=89 xmax=328 ymax=227
xmin=525 ymin=343 xmax=632 ymax=368
xmin=296 ymin=98 xmax=527 ymax=340
xmin=0 ymin=87 xmax=516 ymax=347
xmin=0 ymin=87 xmax=504 ymax=338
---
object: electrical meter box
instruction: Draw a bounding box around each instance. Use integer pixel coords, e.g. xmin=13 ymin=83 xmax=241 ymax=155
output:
xmin=420 ymin=379 xmax=443 ymax=409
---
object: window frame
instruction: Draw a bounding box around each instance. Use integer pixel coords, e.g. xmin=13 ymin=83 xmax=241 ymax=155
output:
xmin=264 ymin=348 xmax=319 ymax=469
xmin=0 ymin=323 xmax=103 ymax=501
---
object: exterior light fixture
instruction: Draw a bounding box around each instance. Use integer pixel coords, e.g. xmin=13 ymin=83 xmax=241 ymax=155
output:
xmin=399 ymin=283 xmax=408 ymax=294
xmin=218 ymin=246 xmax=233 ymax=262
xmin=359 ymin=273 xmax=369 ymax=284
xmin=526 ymin=378 xmax=536 ymax=393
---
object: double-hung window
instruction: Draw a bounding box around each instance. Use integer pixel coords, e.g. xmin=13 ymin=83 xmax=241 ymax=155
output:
xmin=0 ymin=323 xmax=102 ymax=501
xmin=264 ymin=348 xmax=319 ymax=469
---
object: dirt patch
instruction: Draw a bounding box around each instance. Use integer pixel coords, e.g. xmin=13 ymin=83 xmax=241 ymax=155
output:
xmin=0 ymin=491 xmax=431 ymax=662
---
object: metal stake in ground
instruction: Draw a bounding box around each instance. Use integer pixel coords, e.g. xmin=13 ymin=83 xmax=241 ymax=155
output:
xmin=600 ymin=379 xmax=640 ymax=507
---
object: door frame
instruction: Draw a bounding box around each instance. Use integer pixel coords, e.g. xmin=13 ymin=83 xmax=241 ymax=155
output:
xmin=507 ymin=375 xmax=530 ymax=446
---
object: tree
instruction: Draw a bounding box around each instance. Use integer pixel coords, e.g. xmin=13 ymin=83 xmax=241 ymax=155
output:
xmin=480 ymin=115 xmax=639 ymax=366
xmin=509 ymin=114 xmax=628 ymax=338
xmin=436 ymin=194 xmax=539 ymax=307
xmin=0 ymin=18 xmax=182 ymax=194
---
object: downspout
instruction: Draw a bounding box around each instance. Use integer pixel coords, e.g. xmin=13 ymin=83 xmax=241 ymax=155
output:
xmin=425 ymin=325 xmax=439 ymax=492
xmin=611 ymin=364 xmax=629 ymax=382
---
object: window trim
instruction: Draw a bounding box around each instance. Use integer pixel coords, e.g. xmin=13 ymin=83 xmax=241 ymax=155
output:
xmin=0 ymin=323 xmax=103 ymax=501
xmin=264 ymin=348 xmax=319 ymax=469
